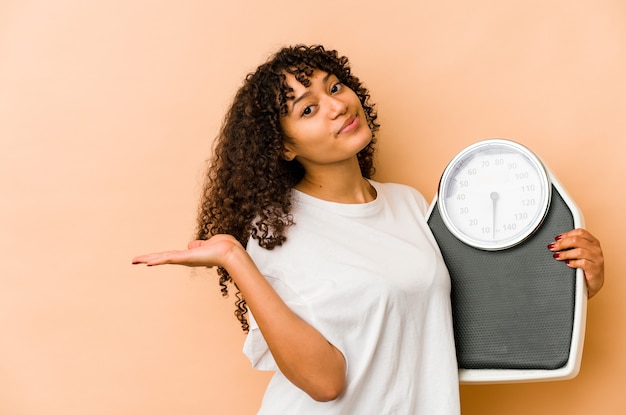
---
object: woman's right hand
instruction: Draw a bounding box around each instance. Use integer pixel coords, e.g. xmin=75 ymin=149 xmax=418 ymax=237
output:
xmin=131 ymin=234 xmax=243 ymax=269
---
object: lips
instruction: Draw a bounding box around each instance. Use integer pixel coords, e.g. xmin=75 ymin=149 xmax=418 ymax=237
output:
xmin=338 ymin=115 xmax=359 ymax=134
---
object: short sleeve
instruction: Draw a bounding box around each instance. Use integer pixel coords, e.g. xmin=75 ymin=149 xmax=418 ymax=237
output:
xmin=402 ymin=183 xmax=430 ymax=217
xmin=415 ymin=190 xmax=429 ymax=216
xmin=242 ymin=310 xmax=276 ymax=370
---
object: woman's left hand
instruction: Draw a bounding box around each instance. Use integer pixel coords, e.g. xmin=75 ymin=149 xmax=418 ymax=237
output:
xmin=548 ymin=228 xmax=605 ymax=299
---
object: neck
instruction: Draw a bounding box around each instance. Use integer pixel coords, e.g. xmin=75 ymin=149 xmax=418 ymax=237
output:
xmin=295 ymin=164 xmax=376 ymax=204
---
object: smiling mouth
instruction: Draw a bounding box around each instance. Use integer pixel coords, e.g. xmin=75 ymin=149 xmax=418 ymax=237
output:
xmin=339 ymin=115 xmax=359 ymax=134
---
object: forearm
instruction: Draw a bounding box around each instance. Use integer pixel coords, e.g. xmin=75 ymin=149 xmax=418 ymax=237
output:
xmin=224 ymin=245 xmax=346 ymax=401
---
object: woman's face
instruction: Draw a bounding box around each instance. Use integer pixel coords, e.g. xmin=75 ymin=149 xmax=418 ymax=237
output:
xmin=279 ymin=70 xmax=372 ymax=171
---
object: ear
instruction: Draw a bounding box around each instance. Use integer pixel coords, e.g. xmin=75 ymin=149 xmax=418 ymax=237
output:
xmin=283 ymin=145 xmax=296 ymax=161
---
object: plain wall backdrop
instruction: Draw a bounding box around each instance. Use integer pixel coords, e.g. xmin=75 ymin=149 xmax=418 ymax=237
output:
xmin=1 ymin=0 xmax=624 ymax=414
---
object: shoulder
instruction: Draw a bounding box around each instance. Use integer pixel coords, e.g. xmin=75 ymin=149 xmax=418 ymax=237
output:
xmin=369 ymin=180 xmax=430 ymax=215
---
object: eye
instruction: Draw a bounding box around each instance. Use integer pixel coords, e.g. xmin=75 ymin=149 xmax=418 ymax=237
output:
xmin=330 ymin=82 xmax=342 ymax=94
xmin=301 ymin=105 xmax=315 ymax=117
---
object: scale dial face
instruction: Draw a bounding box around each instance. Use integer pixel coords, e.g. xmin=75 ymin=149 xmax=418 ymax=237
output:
xmin=437 ymin=139 xmax=552 ymax=250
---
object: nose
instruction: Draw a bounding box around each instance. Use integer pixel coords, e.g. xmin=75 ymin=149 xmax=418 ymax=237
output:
xmin=325 ymin=95 xmax=348 ymax=119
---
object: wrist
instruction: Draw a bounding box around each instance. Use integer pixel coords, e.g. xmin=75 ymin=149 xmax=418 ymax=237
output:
xmin=220 ymin=238 xmax=250 ymax=272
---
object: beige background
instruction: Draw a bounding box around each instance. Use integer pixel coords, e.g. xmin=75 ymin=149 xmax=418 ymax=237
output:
xmin=1 ymin=0 xmax=624 ymax=414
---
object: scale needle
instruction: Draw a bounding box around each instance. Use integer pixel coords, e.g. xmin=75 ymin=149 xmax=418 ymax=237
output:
xmin=490 ymin=191 xmax=499 ymax=239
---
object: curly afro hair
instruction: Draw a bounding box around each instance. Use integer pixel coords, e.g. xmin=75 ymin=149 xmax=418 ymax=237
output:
xmin=197 ymin=44 xmax=380 ymax=331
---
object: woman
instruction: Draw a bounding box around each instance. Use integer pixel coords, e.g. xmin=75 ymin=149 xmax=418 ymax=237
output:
xmin=132 ymin=45 xmax=604 ymax=414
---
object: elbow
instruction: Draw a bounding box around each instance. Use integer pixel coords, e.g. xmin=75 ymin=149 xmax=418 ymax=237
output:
xmin=310 ymin=390 xmax=342 ymax=403
xmin=285 ymin=343 xmax=347 ymax=402
xmin=308 ymin=379 xmax=346 ymax=402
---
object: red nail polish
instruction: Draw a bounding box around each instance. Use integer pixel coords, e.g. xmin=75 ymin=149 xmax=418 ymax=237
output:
xmin=555 ymin=235 xmax=563 ymax=241
xmin=552 ymin=253 xmax=560 ymax=259
xmin=547 ymin=243 xmax=555 ymax=250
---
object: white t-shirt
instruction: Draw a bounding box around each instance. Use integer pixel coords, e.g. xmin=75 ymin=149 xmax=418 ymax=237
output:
xmin=243 ymin=181 xmax=460 ymax=414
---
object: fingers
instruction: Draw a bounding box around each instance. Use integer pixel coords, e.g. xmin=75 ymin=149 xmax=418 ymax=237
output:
xmin=131 ymin=250 xmax=188 ymax=266
xmin=547 ymin=228 xmax=605 ymax=298
xmin=547 ymin=229 xmax=600 ymax=257
xmin=552 ymin=228 xmax=599 ymax=249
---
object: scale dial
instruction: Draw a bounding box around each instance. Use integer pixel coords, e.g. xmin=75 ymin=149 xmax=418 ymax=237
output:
xmin=437 ymin=139 xmax=552 ymax=250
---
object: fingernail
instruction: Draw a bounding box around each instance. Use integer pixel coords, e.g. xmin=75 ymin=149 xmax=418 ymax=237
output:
xmin=552 ymin=253 xmax=560 ymax=259
xmin=547 ymin=243 xmax=556 ymax=250
xmin=555 ymin=235 xmax=563 ymax=241
xmin=565 ymin=260 xmax=570 ymax=265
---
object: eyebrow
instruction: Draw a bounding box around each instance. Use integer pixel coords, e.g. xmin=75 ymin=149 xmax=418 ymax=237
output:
xmin=290 ymin=72 xmax=333 ymax=113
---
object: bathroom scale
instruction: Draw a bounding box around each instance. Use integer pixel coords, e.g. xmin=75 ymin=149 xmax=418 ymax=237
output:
xmin=426 ymin=139 xmax=587 ymax=383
